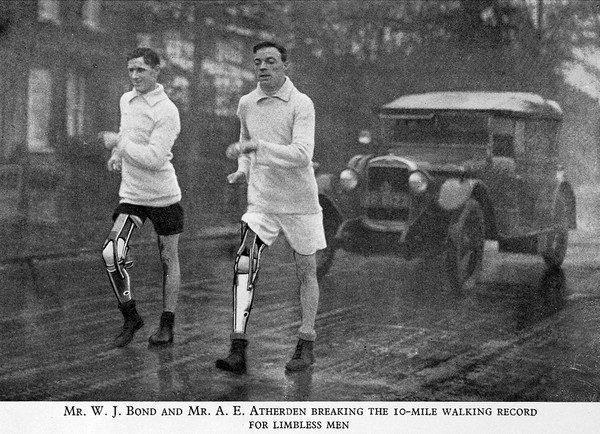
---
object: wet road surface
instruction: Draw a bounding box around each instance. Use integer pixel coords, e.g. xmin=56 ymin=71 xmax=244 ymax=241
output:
xmin=1 ymin=226 xmax=600 ymax=402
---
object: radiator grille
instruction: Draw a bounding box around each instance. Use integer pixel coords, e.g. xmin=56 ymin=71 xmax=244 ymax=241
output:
xmin=363 ymin=165 xmax=410 ymax=221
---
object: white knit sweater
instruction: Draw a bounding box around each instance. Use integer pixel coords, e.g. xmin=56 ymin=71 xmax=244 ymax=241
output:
xmin=117 ymin=84 xmax=181 ymax=207
xmin=236 ymin=78 xmax=321 ymax=214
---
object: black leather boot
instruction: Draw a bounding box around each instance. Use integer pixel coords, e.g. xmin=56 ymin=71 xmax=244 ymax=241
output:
xmin=148 ymin=311 xmax=174 ymax=345
xmin=114 ymin=300 xmax=144 ymax=347
xmin=215 ymin=339 xmax=248 ymax=374
xmin=285 ymin=339 xmax=315 ymax=371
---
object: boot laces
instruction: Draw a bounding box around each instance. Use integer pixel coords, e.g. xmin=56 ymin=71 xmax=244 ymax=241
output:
xmin=121 ymin=316 xmax=139 ymax=332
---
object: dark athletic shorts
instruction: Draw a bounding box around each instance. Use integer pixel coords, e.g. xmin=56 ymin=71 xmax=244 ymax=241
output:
xmin=113 ymin=202 xmax=184 ymax=236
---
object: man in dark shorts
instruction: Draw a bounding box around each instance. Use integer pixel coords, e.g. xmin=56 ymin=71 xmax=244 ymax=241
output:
xmin=100 ymin=47 xmax=183 ymax=348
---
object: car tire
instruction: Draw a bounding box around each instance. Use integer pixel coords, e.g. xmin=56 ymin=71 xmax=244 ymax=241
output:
xmin=539 ymin=193 xmax=569 ymax=269
xmin=445 ymin=198 xmax=485 ymax=292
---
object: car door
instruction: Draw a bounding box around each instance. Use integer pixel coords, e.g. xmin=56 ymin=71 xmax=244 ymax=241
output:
xmin=516 ymin=119 xmax=561 ymax=231
xmin=480 ymin=116 xmax=526 ymax=237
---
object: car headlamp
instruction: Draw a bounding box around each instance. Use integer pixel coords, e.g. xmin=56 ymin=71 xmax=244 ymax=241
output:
xmin=339 ymin=168 xmax=359 ymax=191
xmin=408 ymin=171 xmax=428 ymax=194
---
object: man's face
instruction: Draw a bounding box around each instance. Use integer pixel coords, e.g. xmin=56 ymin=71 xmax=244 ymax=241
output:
xmin=127 ymin=56 xmax=159 ymax=94
xmin=254 ymin=46 xmax=287 ymax=93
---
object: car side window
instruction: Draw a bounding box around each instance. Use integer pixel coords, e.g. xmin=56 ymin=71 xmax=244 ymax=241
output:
xmin=523 ymin=120 xmax=559 ymax=162
xmin=491 ymin=117 xmax=516 ymax=158
xmin=492 ymin=134 xmax=514 ymax=158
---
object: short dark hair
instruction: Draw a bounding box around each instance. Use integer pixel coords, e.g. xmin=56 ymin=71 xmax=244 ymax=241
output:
xmin=253 ymin=41 xmax=287 ymax=62
xmin=126 ymin=47 xmax=161 ymax=67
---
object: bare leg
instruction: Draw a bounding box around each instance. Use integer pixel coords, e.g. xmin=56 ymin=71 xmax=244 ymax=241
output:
xmin=293 ymin=252 xmax=319 ymax=341
xmin=286 ymin=251 xmax=319 ymax=371
xmin=148 ymin=234 xmax=181 ymax=345
xmin=158 ymin=234 xmax=181 ymax=312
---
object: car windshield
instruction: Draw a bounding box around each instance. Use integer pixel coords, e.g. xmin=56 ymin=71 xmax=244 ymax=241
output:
xmin=382 ymin=112 xmax=489 ymax=145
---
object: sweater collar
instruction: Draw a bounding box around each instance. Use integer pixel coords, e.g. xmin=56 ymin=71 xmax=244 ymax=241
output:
xmin=254 ymin=77 xmax=294 ymax=103
xmin=127 ymin=83 xmax=167 ymax=106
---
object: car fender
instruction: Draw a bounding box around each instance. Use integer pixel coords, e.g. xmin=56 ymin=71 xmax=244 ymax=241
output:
xmin=438 ymin=178 xmax=496 ymax=239
xmin=559 ymin=182 xmax=577 ymax=229
xmin=317 ymin=165 xmax=365 ymax=220
xmin=316 ymin=173 xmax=337 ymax=196
xmin=316 ymin=173 xmax=346 ymax=221
xmin=539 ymin=181 xmax=577 ymax=230
xmin=437 ymin=178 xmax=475 ymax=211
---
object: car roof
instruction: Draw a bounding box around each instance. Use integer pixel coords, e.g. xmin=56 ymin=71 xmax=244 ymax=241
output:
xmin=380 ymin=91 xmax=562 ymax=120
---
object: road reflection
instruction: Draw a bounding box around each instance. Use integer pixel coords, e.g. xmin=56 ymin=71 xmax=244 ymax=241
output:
xmin=153 ymin=345 xmax=176 ymax=394
xmin=515 ymin=268 xmax=566 ymax=330
xmin=283 ymin=369 xmax=313 ymax=401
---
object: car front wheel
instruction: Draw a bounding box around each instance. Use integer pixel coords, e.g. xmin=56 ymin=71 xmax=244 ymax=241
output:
xmin=445 ymin=198 xmax=485 ymax=292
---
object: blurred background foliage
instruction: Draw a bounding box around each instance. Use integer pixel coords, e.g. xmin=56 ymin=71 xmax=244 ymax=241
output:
xmin=110 ymin=1 xmax=600 ymax=179
xmin=2 ymin=0 xmax=600 ymax=257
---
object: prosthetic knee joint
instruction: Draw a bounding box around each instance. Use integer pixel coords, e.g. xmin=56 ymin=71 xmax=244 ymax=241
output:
xmin=233 ymin=223 xmax=265 ymax=334
xmin=102 ymin=214 xmax=143 ymax=304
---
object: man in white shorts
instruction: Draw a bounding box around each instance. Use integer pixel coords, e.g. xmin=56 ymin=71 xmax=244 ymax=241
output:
xmin=216 ymin=41 xmax=326 ymax=374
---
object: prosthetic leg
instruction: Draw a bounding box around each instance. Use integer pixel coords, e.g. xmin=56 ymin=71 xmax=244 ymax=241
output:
xmin=102 ymin=214 xmax=144 ymax=347
xmin=232 ymin=223 xmax=265 ymax=335
xmin=216 ymin=222 xmax=266 ymax=373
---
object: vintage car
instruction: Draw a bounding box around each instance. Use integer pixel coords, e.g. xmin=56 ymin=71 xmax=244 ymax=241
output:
xmin=316 ymin=91 xmax=577 ymax=291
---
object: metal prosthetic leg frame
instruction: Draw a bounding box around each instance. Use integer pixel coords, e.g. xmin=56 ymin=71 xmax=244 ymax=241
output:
xmin=102 ymin=214 xmax=143 ymax=305
xmin=232 ymin=224 xmax=265 ymax=335
xmin=216 ymin=225 xmax=264 ymax=373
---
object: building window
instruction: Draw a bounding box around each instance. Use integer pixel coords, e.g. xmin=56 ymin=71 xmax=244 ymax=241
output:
xmin=66 ymin=71 xmax=86 ymax=137
xmin=38 ymin=0 xmax=61 ymax=24
xmin=27 ymin=68 xmax=54 ymax=153
xmin=82 ymin=0 xmax=101 ymax=30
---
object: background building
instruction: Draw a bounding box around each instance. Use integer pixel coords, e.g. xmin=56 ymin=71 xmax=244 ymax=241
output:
xmin=0 ymin=0 xmax=599 ymax=259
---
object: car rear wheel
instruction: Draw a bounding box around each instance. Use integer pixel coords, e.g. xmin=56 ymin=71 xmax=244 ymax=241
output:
xmin=445 ymin=199 xmax=485 ymax=292
xmin=539 ymin=193 xmax=569 ymax=269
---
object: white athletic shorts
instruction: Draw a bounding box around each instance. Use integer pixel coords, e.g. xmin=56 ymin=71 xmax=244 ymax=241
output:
xmin=242 ymin=212 xmax=327 ymax=255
